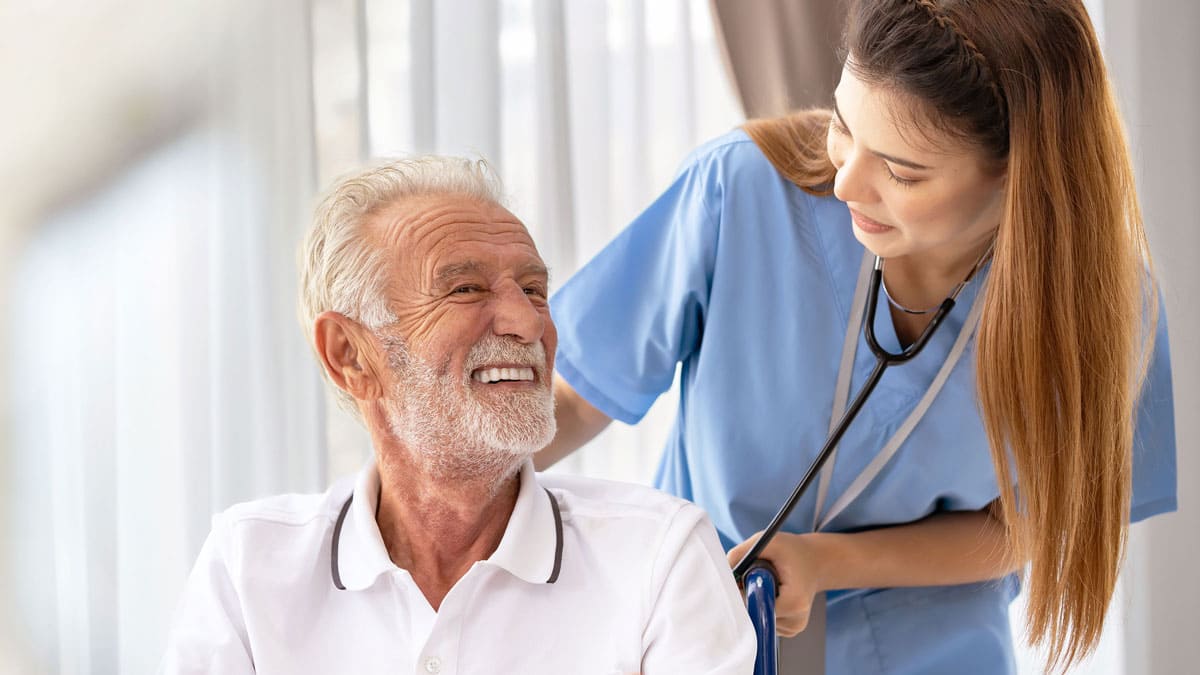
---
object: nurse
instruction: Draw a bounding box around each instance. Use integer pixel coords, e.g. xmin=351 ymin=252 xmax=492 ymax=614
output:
xmin=537 ymin=1 xmax=1177 ymax=674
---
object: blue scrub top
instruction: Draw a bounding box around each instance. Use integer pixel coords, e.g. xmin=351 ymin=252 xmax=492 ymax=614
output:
xmin=551 ymin=129 xmax=1178 ymax=675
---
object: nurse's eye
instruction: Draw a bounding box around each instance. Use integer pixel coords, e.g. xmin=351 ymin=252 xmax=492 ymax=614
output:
xmin=886 ymin=166 xmax=919 ymax=187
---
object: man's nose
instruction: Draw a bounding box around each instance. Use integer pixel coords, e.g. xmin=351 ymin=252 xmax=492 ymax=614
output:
xmin=491 ymin=281 xmax=544 ymax=344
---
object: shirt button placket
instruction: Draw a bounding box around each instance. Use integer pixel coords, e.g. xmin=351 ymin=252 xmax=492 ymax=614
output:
xmin=422 ymin=656 xmax=442 ymax=674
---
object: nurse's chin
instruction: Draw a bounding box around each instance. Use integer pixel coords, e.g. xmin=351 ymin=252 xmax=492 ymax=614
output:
xmin=851 ymin=229 xmax=903 ymax=258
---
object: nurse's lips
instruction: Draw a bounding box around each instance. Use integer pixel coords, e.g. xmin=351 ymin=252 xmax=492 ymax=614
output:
xmin=849 ymin=209 xmax=895 ymax=234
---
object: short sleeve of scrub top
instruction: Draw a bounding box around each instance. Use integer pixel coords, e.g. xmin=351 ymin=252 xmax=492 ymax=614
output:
xmin=550 ymin=128 xmax=1178 ymax=675
xmin=1130 ymin=290 xmax=1177 ymax=522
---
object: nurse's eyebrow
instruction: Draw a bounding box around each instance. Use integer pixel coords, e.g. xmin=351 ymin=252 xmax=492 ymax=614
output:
xmin=832 ymin=96 xmax=933 ymax=171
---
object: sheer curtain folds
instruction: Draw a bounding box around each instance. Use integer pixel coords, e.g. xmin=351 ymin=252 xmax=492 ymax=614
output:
xmin=7 ymin=2 xmax=324 ymax=673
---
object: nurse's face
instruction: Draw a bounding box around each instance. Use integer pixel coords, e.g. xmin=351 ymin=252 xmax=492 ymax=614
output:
xmin=826 ymin=66 xmax=1006 ymax=263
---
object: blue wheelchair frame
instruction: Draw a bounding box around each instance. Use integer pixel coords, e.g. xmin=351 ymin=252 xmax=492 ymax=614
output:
xmin=743 ymin=561 xmax=779 ymax=675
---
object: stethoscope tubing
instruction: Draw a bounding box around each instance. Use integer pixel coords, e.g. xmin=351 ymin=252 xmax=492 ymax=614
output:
xmin=732 ymin=257 xmax=957 ymax=580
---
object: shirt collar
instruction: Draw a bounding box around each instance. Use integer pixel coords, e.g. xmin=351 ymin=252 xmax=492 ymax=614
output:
xmin=488 ymin=459 xmax=564 ymax=584
xmin=330 ymin=460 xmax=396 ymax=592
xmin=331 ymin=458 xmax=563 ymax=592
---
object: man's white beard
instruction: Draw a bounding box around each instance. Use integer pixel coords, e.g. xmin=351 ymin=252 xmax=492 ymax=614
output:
xmin=380 ymin=333 xmax=557 ymax=479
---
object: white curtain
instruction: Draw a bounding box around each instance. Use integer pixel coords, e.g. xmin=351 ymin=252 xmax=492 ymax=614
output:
xmin=5 ymin=2 xmax=324 ymax=673
xmin=1102 ymin=1 xmax=1200 ymax=673
xmin=3 ymin=1 xmax=743 ymax=672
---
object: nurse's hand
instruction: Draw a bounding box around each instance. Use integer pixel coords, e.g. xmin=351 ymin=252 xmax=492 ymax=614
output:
xmin=727 ymin=531 xmax=828 ymax=637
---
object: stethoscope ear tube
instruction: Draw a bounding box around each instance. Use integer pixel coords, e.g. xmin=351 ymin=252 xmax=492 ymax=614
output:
xmin=865 ymin=259 xmax=958 ymax=364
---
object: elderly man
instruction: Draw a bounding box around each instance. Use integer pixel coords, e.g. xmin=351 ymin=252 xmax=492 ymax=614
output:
xmin=160 ymin=156 xmax=755 ymax=674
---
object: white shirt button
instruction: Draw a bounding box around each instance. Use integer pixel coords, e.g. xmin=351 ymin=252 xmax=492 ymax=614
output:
xmin=423 ymin=656 xmax=442 ymax=674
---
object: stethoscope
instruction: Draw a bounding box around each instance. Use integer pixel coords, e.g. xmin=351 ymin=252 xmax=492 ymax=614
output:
xmin=732 ymin=244 xmax=993 ymax=581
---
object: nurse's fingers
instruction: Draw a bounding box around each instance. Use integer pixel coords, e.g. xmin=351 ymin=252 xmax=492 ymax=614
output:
xmin=726 ymin=530 xmax=766 ymax=570
xmin=776 ymin=609 xmax=810 ymax=638
xmin=728 ymin=530 xmax=822 ymax=637
xmin=727 ymin=530 xmax=809 ymax=591
xmin=775 ymin=579 xmax=814 ymax=637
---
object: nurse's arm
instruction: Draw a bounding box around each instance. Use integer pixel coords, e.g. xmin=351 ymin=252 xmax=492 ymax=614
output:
xmin=533 ymin=373 xmax=613 ymax=470
xmin=728 ymin=501 xmax=1019 ymax=636
xmin=813 ymin=501 xmax=1019 ymax=590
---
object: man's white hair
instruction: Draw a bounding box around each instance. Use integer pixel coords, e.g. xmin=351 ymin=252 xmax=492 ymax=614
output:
xmin=298 ymin=155 xmax=507 ymax=415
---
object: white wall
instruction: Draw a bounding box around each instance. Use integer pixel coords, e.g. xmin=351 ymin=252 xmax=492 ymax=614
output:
xmin=1104 ymin=1 xmax=1200 ymax=673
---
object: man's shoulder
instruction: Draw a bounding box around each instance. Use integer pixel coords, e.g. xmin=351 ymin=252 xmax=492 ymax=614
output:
xmin=216 ymin=474 xmax=354 ymax=535
xmin=536 ymin=471 xmax=704 ymax=527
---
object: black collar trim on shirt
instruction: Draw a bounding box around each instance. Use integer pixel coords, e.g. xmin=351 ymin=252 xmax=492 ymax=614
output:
xmin=543 ymin=487 xmax=563 ymax=584
xmin=330 ymin=494 xmax=353 ymax=591
xmin=330 ymin=486 xmax=565 ymax=590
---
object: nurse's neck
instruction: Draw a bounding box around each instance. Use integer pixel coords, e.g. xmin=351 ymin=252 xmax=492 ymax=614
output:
xmin=881 ymin=236 xmax=993 ymax=310
xmin=880 ymin=237 xmax=993 ymax=345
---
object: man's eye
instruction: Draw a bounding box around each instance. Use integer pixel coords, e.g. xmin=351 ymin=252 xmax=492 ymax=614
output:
xmin=523 ymin=286 xmax=547 ymax=297
xmin=452 ymin=285 xmax=481 ymax=294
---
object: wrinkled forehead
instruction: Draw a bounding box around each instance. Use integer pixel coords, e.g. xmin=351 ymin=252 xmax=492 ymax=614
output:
xmin=368 ymin=193 xmax=544 ymax=283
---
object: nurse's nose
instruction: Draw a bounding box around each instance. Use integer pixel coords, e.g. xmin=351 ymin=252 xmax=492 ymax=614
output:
xmin=491 ymin=280 xmax=544 ymax=345
xmin=832 ymin=151 xmax=876 ymax=205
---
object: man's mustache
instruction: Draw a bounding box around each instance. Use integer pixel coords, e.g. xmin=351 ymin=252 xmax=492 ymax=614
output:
xmin=465 ymin=336 xmax=548 ymax=379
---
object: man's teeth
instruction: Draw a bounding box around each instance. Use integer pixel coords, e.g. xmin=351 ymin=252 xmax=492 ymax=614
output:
xmin=472 ymin=367 xmax=536 ymax=384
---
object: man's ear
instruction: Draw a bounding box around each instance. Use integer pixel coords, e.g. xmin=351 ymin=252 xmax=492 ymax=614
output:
xmin=313 ymin=311 xmax=385 ymax=401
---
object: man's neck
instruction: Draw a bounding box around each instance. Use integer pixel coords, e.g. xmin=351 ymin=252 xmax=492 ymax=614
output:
xmin=373 ymin=443 xmax=523 ymax=611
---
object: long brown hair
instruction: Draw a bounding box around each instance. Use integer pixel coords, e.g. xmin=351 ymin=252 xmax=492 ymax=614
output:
xmin=746 ymin=0 xmax=1155 ymax=668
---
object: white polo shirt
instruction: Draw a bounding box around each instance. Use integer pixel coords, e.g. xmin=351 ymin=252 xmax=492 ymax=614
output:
xmin=160 ymin=459 xmax=756 ymax=675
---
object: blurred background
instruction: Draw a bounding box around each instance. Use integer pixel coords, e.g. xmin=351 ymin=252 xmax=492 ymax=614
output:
xmin=0 ymin=1 xmax=1194 ymax=673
